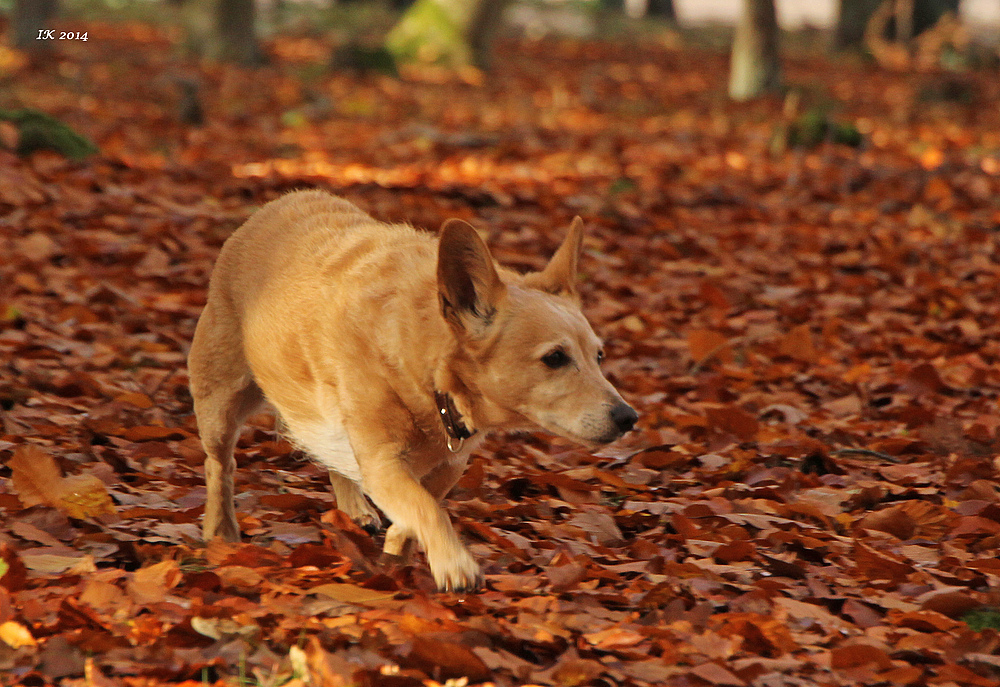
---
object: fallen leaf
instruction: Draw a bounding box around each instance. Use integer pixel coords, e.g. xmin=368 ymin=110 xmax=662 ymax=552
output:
xmin=8 ymin=445 xmax=115 ymax=519
xmin=310 ymin=583 xmax=396 ymax=604
xmin=830 ymin=643 xmax=893 ymax=670
xmin=689 ymin=662 xmax=745 ymax=686
xmin=0 ymin=621 xmax=36 ymax=648
xmin=688 ymin=329 xmax=732 ymax=364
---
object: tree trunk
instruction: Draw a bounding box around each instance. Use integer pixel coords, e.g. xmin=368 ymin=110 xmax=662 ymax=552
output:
xmin=467 ymin=0 xmax=509 ymax=70
xmin=647 ymin=0 xmax=676 ymax=21
xmin=215 ymin=0 xmax=264 ymax=66
xmin=862 ymin=0 xmax=961 ymax=68
xmin=11 ymin=0 xmax=58 ymax=51
xmin=846 ymin=0 xmax=961 ymax=51
xmin=728 ymin=0 xmax=780 ymax=102
xmin=833 ymin=0 xmax=881 ymax=50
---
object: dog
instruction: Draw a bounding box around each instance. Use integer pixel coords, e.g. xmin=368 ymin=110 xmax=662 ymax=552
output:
xmin=188 ymin=190 xmax=638 ymax=591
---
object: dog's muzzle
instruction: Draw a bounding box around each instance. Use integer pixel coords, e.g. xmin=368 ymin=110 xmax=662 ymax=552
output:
xmin=593 ymin=402 xmax=638 ymax=443
xmin=611 ymin=403 xmax=638 ymax=434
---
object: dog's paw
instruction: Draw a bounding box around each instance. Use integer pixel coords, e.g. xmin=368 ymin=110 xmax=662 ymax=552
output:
xmin=339 ymin=498 xmax=384 ymax=534
xmin=355 ymin=510 xmax=384 ymax=535
xmin=203 ymin=517 xmax=241 ymax=543
xmin=382 ymin=523 xmax=409 ymax=557
xmin=430 ymin=548 xmax=482 ymax=593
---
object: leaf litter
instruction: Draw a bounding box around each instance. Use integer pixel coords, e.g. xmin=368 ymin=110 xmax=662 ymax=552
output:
xmin=0 ymin=20 xmax=999 ymax=687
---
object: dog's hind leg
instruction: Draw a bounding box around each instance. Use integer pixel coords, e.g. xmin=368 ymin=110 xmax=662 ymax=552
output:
xmin=189 ymin=303 xmax=264 ymax=542
xmin=328 ymin=471 xmax=383 ymax=533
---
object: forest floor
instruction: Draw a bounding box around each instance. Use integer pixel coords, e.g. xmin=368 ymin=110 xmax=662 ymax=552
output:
xmin=2 ymin=17 xmax=1000 ymax=687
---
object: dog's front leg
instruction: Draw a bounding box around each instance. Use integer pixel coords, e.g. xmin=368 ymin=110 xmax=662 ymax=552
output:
xmin=358 ymin=449 xmax=481 ymax=592
xmin=382 ymin=452 xmax=470 ymax=561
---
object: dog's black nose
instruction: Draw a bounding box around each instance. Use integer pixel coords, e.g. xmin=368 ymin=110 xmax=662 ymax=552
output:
xmin=611 ymin=403 xmax=638 ymax=434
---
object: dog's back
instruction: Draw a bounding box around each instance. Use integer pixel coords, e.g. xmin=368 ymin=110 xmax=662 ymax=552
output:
xmin=199 ymin=190 xmax=448 ymax=452
xmin=209 ymin=190 xmax=434 ymax=318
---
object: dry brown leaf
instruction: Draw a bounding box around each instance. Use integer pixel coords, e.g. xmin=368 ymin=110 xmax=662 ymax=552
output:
xmin=407 ymin=635 xmax=491 ymax=682
xmin=310 ymin=583 xmax=396 ymax=604
xmin=56 ymin=475 xmax=116 ymax=519
xmin=20 ymin=551 xmax=95 ymax=574
xmin=704 ymin=405 xmax=759 ymax=442
xmin=689 ymin=662 xmax=745 ymax=686
xmin=215 ymin=565 xmax=264 ymax=592
xmin=9 ymin=444 xmax=63 ymax=509
xmin=830 ymin=642 xmax=893 ymax=670
xmin=8 ymin=445 xmax=115 ymax=519
xmin=0 ymin=621 xmax=36 ymax=648
xmin=777 ymin=323 xmax=818 ymax=364
xmin=127 ymin=560 xmax=181 ymax=604
xmin=688 ymin=329 xmax=732 ymax=364
xmin=582 ymin=627 xmax=646 ymax=650
xmin=80 ymin=579 xmax=129 ymax=612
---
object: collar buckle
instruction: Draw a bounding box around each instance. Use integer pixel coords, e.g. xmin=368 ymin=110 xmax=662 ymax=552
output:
xmin=434 ymin=390 xmax=474 ymax=452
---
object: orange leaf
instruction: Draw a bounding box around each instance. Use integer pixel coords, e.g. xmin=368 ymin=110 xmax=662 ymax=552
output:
xmin=857 ymin=505 xmax=915 ymax=539
xmin=699 ymin=280 xmax=731 ymax=310
xmin=689 ymin=662 xmax=745 ymax=686
xmin=851 ymin=542 xmax=913 ymax=582
xmin=8 ymin=444 xmax=62 ymax=508
xmin=688 ymin=329 xmax=731 ymax=364
xmin=0 ymin=621 xmax=36 ymax=648
xmin=831 ymin=643 xmax=893 ymax=670
xmin=918 ymin=590 xmax=980 ymax=618
xmin=842 ymin=362 xmax=871 ymax=384
xmin=127 ymin=560 xmax=181 ymax=605
xmin=582 ymin=627 xmax=646 ymax=650
xmin=122 ymin=425 xmax=188 ymax=442
xmin=408 ymin=636 xmax=491 ymax=682
xmin=704 ymin=404 xmax=759 ymax=442
xmin=923 ymin=176 xmax=951 ymax=203
xmin=56 ymin=474 xmax=116 ymax=519
xmin=310 ymin=583 xmax=395 ymax=604
xmin=891 ymin=610 xmax=964 ymax=632
xmin=777 ymin=323 xmax=818 ymax=364
xmin=8 ymin=445 xmax=115 ymax=519
xmin=115 ymin=392 xmax=154 ymax=409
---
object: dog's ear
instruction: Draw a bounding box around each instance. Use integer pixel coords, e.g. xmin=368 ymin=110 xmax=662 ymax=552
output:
xmin=438 ymin=219 xmax=506 ymax=335
xmin=524 ymin=216 xmax=583 ymax=298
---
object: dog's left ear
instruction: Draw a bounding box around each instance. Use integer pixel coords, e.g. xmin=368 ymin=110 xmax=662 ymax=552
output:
xmin=524 ymin=216 xmax=583 ymax=298
xmin=438 ymin=219 xmax=506 ymax=336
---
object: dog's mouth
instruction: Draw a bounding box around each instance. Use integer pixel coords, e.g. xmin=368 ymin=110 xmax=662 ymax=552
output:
xmin=532 ymin=419 xmax=624 ymax=449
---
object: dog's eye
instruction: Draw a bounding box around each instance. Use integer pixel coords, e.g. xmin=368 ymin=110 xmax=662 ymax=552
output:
xmin=597 ymin=350 xmax=604 ymax=363
xmin=542 ymin=349 xmax=571 ymax=369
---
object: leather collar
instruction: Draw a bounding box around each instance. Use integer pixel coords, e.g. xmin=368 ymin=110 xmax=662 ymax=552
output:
xmin=434 ymin=390 xmax=474 ymax=443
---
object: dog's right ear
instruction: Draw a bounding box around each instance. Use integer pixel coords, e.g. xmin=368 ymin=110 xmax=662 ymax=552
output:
xmin=438 ymin=219 xmax=506 ymax=336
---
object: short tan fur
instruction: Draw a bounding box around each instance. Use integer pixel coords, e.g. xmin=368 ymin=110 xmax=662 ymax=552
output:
xmin=188 ymin=190 xmax=637 ymax=591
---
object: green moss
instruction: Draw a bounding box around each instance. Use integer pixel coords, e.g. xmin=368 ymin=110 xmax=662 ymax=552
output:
xmin=0 ymin=108 xmax=98 ymax=160
xmin=385 ymin=0 xmax=471 ymax=67
xmin=963 ymin=608 xmax=1000 ymax=632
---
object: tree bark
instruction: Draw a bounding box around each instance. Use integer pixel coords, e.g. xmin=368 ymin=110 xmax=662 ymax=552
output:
xmin=467 ymin=0 xmax=510 ymax=70
xmin=833 ymin=0 xmax=882 ymax=51
xmin=11 ymin=0 xmax=58 ymax=51
xmin=728 ymin=0 xmax=780 ymax=102
xmin=647 ymin=0 xmax=676 ymax=21
xmin=215 ymin=0 xmax=264 ymax=66
xmin=844 ymin=0 xmax=961 ymax=52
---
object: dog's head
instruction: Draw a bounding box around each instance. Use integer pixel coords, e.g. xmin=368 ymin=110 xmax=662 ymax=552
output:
xmin=437 ymin=218 xmax=638 ymax=446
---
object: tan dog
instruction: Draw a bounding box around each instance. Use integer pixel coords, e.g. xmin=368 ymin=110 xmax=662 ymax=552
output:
xmin=188 ymin=190 xmax=637 ymax=591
